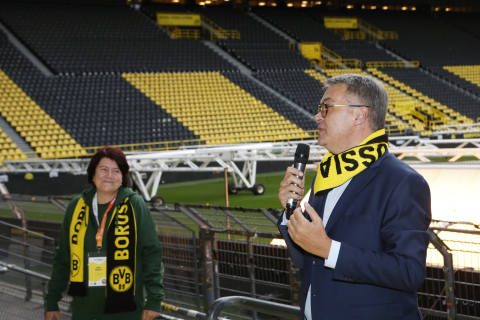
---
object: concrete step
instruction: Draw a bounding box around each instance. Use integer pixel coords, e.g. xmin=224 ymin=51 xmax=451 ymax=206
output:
xmin=203 ymin=41 xmax=251 ymax=75
xmin=0 ymin=21 xmax=53 ymax=77
xmin=246 ymin=12 xmax=297 ymax=44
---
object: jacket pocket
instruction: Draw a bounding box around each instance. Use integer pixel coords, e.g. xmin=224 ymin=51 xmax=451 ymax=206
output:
xmin=351 ymin=302 xmax=402 ymax=318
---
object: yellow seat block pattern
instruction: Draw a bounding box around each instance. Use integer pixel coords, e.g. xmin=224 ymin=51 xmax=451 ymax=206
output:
xmin=369 ymin=68 xmax=473 ymax=134
xmin=0 ymin=69 xmax=87 ymax=159
xmin=304 ymin=69 xmax=326 ymax=83
xmin=444 ymin=65 xmax=480 ymax=88
xmin=123 ymin=72 xmax=310 ymax=145
xmin=0 ymin=129 xmax=27 ymax=164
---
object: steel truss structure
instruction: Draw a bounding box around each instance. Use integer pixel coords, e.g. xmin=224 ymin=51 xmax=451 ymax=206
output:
xmin=1 ymin=137 xmax=480 ymax=201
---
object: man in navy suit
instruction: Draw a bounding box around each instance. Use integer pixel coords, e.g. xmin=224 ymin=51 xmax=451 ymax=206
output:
xmin=278 ymin=74 xmax=431 ymax=320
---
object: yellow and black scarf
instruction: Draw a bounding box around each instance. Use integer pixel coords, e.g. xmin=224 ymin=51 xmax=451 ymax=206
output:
xmin=68 ymin=197 xmax=137 ymax=314
xmin=314 ymin=129 xmax=389 ymax=197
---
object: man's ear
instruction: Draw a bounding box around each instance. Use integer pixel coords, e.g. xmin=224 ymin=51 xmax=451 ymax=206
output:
xmin=354 ymin=107 xmax=369 ymax=126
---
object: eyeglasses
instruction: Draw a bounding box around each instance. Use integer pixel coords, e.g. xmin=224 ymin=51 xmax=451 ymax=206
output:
xmin=317 ymin=103 xmax=371 ymax=117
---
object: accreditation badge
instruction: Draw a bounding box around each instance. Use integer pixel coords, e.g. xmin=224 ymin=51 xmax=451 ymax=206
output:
xmin=88 ymin=252 xmax=107 ymax=287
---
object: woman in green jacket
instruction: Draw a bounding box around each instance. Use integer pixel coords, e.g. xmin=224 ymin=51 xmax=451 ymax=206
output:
xmin=46 ymin=147 xmax=164 ymax=320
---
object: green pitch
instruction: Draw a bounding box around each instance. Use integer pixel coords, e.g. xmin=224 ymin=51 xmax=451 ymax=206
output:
xmin=0 ymin=170 xmax=314 ymax=221
xmin=156 ymin=170 xmax=315 ymax=209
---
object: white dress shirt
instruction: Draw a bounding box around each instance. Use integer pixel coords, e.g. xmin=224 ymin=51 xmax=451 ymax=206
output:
xmin=282 ymin=179 xmax=352 ymax=320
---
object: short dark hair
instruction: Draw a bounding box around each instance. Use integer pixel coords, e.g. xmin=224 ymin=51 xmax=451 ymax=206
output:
xmin=87 ymin=147 xmax=130 ymax=188
xmin=324 ymin=74 xmax=388 ymax=131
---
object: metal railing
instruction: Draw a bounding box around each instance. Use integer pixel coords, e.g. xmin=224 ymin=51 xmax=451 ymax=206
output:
xmin=206 ymin=296 xmax=300 ymax=320
xmin=1 ymin=199 xmax=480 ymax=320
xmin=163 ymin=26 xmax=201 ymax=39
xmin=366 ymin=61 xmax=420 ymax=68
xmin=201 ymin=15 xmax=240 ymax=41
xmin=333 ymin=28 xmax=367 ymax=40
xmin=358 ymin=18 xmax=398 ymax=41
xmin=152 ymin=208 xmax=201 ymax=311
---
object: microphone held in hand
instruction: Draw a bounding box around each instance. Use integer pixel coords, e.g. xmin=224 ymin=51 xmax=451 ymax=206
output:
xmin=286 ymin=143 xmax=310 ymax=219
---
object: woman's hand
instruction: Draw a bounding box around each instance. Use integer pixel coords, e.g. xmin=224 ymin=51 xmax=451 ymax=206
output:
xmin=46 ymin=311 xmax=61 ymax=320
xmin=143 ymin=309 xmax=161 ymax=320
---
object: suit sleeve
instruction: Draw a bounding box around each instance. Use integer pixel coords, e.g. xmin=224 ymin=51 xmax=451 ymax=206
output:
xmin=332 ymin=172 xmax=431 ymax=293
xmin=134 ymin=197 xmax=165 ymax=311
xmin=278 ymin=214 xmax=305 ymax=268
xmin=277 ymin=173 xmax=322 ymax=269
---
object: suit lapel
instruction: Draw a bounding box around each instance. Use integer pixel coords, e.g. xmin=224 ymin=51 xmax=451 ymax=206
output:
xmin=305 ymin=189 xmax=327 ymax=222
xmin=325 ymin=167 xmax=377 ymax=233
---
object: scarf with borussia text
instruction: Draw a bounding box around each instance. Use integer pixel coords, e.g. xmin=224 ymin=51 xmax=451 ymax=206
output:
xmin=68 ymin=196 xmax=137 ymax=314
xmin=313 ymin=129 xmax=389 ymax=198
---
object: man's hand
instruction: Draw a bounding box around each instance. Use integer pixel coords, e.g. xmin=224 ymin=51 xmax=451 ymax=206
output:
xmin=45 ymin=311 xmax=61 ymax=320
xmin=286 ymin=202 xmax=332 ymax=259
xmin=143 ymin=309 xmax=161 ymax=320
xmin=278 ymin=166 xmax=305 ymax=210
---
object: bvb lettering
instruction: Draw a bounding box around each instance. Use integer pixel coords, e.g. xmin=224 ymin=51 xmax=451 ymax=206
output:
xmin=109 ymin=266 xmax=133 ymax=292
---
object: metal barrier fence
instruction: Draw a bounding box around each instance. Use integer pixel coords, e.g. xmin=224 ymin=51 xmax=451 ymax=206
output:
xmin=0 ymin=219 xmax=72 ymax=320
xmin=155 ymin=204 xmax=296 ymax=320
xmin=0 ymin=201 xmax=480 ymax=320
xmin=419 ymin=220 xmax=480 ymax=320
xmin=151 ymin=207 xmax=201 ymax=312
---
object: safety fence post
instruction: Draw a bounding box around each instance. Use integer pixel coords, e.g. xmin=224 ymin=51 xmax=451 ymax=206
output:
xmin=428 ymin=229 xmax=457 ymax=320
xmin=200 ymin=226 xmax=216 ymax=313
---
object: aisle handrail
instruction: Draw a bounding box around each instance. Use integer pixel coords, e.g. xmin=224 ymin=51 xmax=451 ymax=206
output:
xmin=206 ymin=296 xmax=300 ymax=320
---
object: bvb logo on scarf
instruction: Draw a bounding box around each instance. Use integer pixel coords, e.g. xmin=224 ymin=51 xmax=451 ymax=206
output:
xmin=314 ymin=129 xmax=389 ymax=197
xmin=68 ymin=196 xmax=138 ymax=314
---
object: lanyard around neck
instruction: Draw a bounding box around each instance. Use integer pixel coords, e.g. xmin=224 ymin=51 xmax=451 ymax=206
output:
xmin=93 ymin=193 xmax=116 ymax=250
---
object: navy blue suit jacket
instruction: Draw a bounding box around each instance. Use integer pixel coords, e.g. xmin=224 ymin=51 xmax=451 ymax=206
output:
xmin=278 ymin=152 xmax=431 ymax=320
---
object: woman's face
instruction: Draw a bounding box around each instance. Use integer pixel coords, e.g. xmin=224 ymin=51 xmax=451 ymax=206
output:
xmin=93 ymin=157 xmax=123 ymax=195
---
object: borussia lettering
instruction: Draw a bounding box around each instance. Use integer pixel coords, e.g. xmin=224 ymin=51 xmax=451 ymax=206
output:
xmin=313 ymin=130 xmax=388 ymax=200
xmin=333 ymin=154 xmax=342 ymax=175
xmin=341 ymin=151 xmax=359 ymax=172
xmin=359 ymin=146 xmax=375 ymax=167
xmin=320 ymin=157 xmax=331 ymax=178
xmin=115 ymin=236 xmax=129 ymax=249
xmin=119 ymin=204 xmax=129 ymax=214
xmin=71 ymin=205 xmax=85 ymax=245
xmin=377 ymin=144 xmax=387 ymax=158
xmin=114 ymin=207 xmax=131 ymax=260
xmin=118 ymin=213 xmax=129 ymax=225
xmin=115 ymin=225 xmax=129 ymax=235
xmin=115 ymin=249 xmax=129 ymax=260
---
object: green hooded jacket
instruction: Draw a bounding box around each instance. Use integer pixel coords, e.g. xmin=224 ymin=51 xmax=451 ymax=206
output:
xmin=45 ymin=186 xmax=164 ymax=320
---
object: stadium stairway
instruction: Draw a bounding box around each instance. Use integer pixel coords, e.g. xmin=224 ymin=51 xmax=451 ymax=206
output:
xmin=245 ymin=11 xmax=297 ymax=43
xmin=0 ymin=21 xmax=53 ymax=77
xmin=0 ymin=116 xmax=33 ymax=156
xmin=123 ymin=72 xmax=311 ymax=145
xmin=370 ymin=68 xmax=465 ymax=135
xmin=202 ymin=41 xmax=250 ymax=75
xmin=374 ymin=68 xmax=476 ymax=125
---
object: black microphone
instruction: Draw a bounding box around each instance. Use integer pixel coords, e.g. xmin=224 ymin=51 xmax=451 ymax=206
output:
xmin=286 ymin=143 xmax=310 ymax=219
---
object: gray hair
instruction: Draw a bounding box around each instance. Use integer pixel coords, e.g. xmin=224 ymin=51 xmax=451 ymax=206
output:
xmin=323 ymin=74 xmax=388 ymax=131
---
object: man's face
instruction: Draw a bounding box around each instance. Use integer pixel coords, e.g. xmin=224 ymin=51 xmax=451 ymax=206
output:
xmin=314 ymin=83 xmax=358 ymax=154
